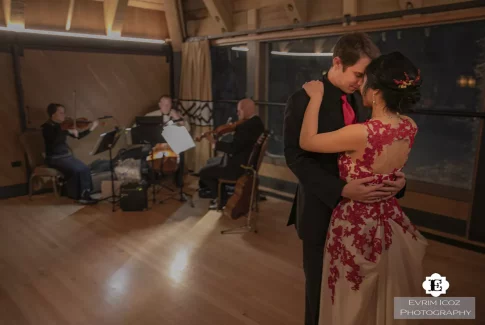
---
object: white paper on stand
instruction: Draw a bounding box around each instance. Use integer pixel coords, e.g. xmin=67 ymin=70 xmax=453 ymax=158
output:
xmin=161 ymin=124 xmax=195 ymax=155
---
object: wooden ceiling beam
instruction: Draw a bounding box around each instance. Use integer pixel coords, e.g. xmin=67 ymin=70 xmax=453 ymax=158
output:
xmin=201 ymin=0 xmax=232 ymax=33
xmin=128 ymin=0 xmax=164 ymax=11
xmin=283 ymin=0 xmax=307 ymax=24
xmin=94 ymin=0 xmax=164 ymax=12
xmin=164 ymin=0 xmax=183 ymax=51
xmin=3 ymin=0 xmax=25 ymax=28
xmin=233 ymin=0 xmax=283 ymax=12
xmin=104 ymin=0 xmax=129 ymax=36
xmin=66 ymin=0 xmax=76 ymax=31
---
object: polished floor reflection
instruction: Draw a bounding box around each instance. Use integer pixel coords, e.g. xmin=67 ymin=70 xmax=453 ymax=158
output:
xmin=0 ymin=191 xmax=484 ymax=325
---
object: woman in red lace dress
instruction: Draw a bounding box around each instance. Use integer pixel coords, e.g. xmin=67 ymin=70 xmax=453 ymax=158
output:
xmin=299 ymin=52 xmax=428 ymax=325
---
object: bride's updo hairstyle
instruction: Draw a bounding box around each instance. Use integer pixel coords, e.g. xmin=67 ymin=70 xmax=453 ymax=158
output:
xmin=362 ymin=51 xmax=422 ymax=114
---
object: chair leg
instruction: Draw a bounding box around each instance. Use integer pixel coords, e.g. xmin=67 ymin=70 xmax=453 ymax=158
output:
xmin=254 ymin=188 xmax=259 ymax=212
xmin=217 ymin=182 xmax=222 ymax=211
xmin=52 ymin=176 xmax=59 ymax=198
xmin=29 ymin=174 xmax=34 ymax=200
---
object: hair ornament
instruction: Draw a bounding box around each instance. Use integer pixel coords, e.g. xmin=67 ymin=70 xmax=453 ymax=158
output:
xmin=393 ymin=69 xmax=421 ymax=89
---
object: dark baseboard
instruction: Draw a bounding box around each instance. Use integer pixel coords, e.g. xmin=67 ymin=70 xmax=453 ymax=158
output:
xmin=418 ymin=231 xmax=485 ymax=255
xmin=259 ymin=176 xmax=485 ymax=254
xmin=402 ymin=207 xmax=467 ymax=237
xmin=0 ymin=183 xmax=28 ymax=199
xmin=260 ymin=175 xmax=297 ymax=194
xmin=0 ymin=183 xmax=56 ymax=200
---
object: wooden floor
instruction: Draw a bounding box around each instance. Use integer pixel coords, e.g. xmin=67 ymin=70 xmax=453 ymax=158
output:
xmin=0 ymin=189 xmax=484 ymax=325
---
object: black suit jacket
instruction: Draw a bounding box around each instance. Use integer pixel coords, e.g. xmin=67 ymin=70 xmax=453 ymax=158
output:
xmin=284 ymin=75 xmax=406 ymax=245
xmin=216 ymin=115 xmax=265 ymax=171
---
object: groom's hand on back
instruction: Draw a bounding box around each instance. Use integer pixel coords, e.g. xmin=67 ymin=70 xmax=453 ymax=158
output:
xmin=342 ymin=177 xmax=388 ymax=203
xmin=342 ymin=172 xmax=407 ymax=203
xmin=380 ymin=171 xmax=406 ymax=200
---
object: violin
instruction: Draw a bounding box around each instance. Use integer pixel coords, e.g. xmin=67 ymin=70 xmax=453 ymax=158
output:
xmin=60 ymin=117 xmax=94 ymax=130
xmin=195 ymin=118 xmax=247 ymax=142
xmin=60 ymin=91 xmax=108 ymax=130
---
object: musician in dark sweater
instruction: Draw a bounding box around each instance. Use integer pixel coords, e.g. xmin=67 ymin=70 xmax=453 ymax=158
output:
xmin=41 ymin=103 xmax=99 ymax=204
xmin=199 ymin=98 xmax=264 ymax=209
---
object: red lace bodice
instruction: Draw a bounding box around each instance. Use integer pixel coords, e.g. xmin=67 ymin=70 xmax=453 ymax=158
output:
xmin=326 ymin=118 xmax=420 ymax=304
xmin=338 ymin=118 xmax=417 ymax=183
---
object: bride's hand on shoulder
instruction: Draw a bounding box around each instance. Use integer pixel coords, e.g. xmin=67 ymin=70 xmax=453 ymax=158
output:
xmin=303 ymin=80 xmax=324 ymax=98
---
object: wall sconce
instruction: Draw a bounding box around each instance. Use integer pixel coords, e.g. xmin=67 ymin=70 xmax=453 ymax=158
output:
xmin=457 ymin=75 xmax=468 ymax=87
xmin=468 ymin=77 xmax=476 ymax=88
xmin=456 ymin=75 xmax=477 ymax=88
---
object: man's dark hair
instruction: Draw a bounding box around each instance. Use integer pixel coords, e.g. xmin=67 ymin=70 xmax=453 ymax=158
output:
xmin=332 ymin=32 xmax=381 ymax=70
xmin=159 ymin=94 xmax=171 ymax=101
xmin=47 ymin=103 xmax=63 ymax=118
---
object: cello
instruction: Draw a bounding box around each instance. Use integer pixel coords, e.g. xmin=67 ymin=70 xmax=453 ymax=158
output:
xmin=223 ymin=131 xmax=267 ymax=220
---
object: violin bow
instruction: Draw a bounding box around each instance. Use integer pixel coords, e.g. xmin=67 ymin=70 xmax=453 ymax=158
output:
xmin=73 ymin=90 xmax=77 ymax=130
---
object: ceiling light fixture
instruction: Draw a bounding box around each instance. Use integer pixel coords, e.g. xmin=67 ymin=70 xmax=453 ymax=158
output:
xmin=271 ymin=51 xmax=333 ymax=57
xmin=0 ymin=26 xmax=165 ymax=44
xmin=231 ymin=46 xmax=249 ymax=51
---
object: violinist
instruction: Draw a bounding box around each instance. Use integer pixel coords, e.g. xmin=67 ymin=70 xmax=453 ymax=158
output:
xmin=41 ymin=103 xmax=99 ymax=204
xmin=198 ymin=98 xmax=264 ymax=209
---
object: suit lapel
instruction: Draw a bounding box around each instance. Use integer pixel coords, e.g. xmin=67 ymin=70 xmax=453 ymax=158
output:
xmin=319 ymin=75 xmax=345 ymax=132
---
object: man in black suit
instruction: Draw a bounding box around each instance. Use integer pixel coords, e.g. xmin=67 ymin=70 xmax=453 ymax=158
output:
xmin=199 ymin=98 xmax=265 ymax=209
xmin=284 ymin=32 xmax=407 ymax=325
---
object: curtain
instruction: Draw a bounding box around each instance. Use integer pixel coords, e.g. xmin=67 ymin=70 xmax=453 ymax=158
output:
xmin=178 ymin=39 xmax=213 ymax=173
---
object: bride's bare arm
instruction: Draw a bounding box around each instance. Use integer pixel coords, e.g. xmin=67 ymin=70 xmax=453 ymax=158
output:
xmin=299 ymin=81 xmax=367 ymax=153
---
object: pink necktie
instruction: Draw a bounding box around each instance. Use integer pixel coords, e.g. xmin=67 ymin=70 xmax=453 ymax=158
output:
xmin=341 ymin=94 xmax=356 ymax=125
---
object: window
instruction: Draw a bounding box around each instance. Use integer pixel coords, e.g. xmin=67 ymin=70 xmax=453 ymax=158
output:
xmin=211 ymin=45 xmax=247 ymax=127
xmin=266 ymin=20 xmax=485 ymax=191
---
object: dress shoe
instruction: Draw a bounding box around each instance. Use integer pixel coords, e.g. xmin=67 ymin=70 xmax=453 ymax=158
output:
xmin=198 ymin=188 xmax=213 ymax=198
xmin=78 ymin=190 xmax=98 ymax=205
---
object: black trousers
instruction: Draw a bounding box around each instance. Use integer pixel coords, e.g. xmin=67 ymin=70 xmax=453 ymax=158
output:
xmin=303 ymin=239 xmax=325 ymax=325
xmin=198 ymin=156 xmax=241 ymax=199
xmin=46 ymin=155 xmax=92 ymax=200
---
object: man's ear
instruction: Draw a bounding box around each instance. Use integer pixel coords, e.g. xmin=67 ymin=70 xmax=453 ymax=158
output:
xmin=332 ymin=57 xmax=342 ymax=69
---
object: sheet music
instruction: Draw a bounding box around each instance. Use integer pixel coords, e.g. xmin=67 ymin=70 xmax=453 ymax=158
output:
xmin=161 ymin=124 xmax=195 ymax=155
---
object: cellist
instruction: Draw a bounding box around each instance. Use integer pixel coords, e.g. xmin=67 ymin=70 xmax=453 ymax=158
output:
xmin=143 ymin=95 xmax=190 ymax=186
xmin=197 ymin=98 xmax=264 ymax=210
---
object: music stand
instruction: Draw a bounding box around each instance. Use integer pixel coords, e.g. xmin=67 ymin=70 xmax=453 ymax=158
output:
xmin=90 ymin=128 xmax=121 ymax=212
xmin=160 ymin=123 xmax=196 ymax=207
xmin=131 ymin=122 xmax=173 ymax=204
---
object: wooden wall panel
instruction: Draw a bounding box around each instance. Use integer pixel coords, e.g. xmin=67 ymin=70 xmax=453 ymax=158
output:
xmin=25 ymin=0 xmax=70 ymax=30
xmin=360 ymin=0 xmax=469 ymax=16
xmin=359 ymin=0 xmax=400 ymax=16
xmin=186 ymin=17 xmax=219 ymax=36
xmin=122 ymin=6 xmax=169 ymax=39
xmin=0 ymin=53 xmax=27 ymax=187
xmin=258 ymin=5 xmax=287 ymax=29
xmin=21 ymin=50 xmax=170 ymax=164
xmin=182 ymin=0 xmax=205 ymax=12
xmin=309 ymin=0 xmax=342 ymax=21
xmin=184 ymin=0 xmax=477 ymax=37
xmin=423 ymin=0 xmax=469 ymax=7
xmin=233 ymin=0 xmax=283 ymax=12
xmin=0 ymin=2 xmax=5 ymax=27
xmin=70 ymin=0 xmax=105 ymax=34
